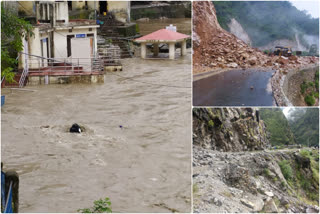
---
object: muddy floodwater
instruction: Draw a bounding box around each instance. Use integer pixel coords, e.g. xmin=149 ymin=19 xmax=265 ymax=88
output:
xmin=1 ymin=52 xmax=191 ymax=212
xmin=136 ymin=18 xmax=191 ymax=35
xmin=193 ymin=69 xmax=275 ymax=106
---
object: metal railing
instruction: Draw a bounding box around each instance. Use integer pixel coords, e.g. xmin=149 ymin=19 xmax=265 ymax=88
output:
xmin=19 ymin=52 xmax=106 ymax=74
xmin=20 ymin=51 xmax=122 ymax=75
xmin=19 ymin=68 xmax=28 ymax=88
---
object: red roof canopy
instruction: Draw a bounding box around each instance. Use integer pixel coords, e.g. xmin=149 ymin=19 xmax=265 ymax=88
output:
xmin=135 ymin=29 xmax=190 ymax=42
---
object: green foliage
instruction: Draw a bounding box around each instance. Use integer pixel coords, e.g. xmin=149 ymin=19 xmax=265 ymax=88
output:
xmin=214 ymin=1 xmax=319 ymax=47
xmin=1 ymin=3 xmax=33 ymax=83
xmin=305 ymin=95 xmax=315 ymax=106
xmin=300 ymin=149 xmax=311 ymax=158
xmin=279 ymin=160 xmax=293 ymax=180
xmin=135 ymin=23 xmax=140 ymax=34
xmin=264 ymin=168 xmax=271 ymax=177
xmin=208 ymin=120 xmax=214 ymax=128
xmin=299 ymin=67 xmax=319 ymax=105
xmin=260 ymin=109 xmax=295 ymax=146
xmin=287 ymin=108 xmax=319 ymax=147
xmin=315 ymin=70 xmax=319 ymax=90
xmin=300 ymin=81 xmax=308 ymax=94
xmin=78 ymin=198 xmax=112 ymax=213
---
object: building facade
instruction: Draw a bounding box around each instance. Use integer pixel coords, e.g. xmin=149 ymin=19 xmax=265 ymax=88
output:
xmin=18 ymin=1 xmax=99 ymax=70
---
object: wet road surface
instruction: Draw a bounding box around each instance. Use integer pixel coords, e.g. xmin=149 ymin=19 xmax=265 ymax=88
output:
xmin=193 ymin=69 xmax=275 ymax=106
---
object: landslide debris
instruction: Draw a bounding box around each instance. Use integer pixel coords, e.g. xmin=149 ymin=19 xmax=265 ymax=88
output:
xmin=192 ymin=1 xmax=318 ymax=74
xmin=193 ymin=147 xmax=319 ymax=213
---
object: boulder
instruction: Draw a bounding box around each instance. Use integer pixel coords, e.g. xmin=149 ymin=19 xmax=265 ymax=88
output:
xmin=263 ymin=197 xmax=278 ymax=213
xmin=227 ymin=63 xmax=238 ymax=68
xmin=241 ymin=199 xmax=254 ymax=209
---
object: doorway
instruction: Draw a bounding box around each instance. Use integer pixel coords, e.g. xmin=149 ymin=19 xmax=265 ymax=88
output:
xmin=99 ymin=1 xmax=107 ymax=15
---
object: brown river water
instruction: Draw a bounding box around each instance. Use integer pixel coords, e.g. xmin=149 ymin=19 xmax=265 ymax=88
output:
xmin=1 ymin=52 xmax=191 ymax=212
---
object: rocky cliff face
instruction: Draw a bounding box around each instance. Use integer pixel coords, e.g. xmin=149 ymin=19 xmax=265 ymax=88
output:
xmin=193 ymin=108 xmax=270 ymax=152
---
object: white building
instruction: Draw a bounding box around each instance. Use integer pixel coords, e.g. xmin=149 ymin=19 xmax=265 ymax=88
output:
xmin=21 ymin=1 xmax=99 ymax=70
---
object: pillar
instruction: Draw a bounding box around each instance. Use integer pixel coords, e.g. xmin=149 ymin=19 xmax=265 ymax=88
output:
xmin=181 ymin=40 xmax=187 ymax=56
xmin=153 ymin=43 xmax=159 ymax=57
xmin=169 ymin=42 xmax=175 ymax=60
xmin=141 ymin=43 xmax=146 ymax=59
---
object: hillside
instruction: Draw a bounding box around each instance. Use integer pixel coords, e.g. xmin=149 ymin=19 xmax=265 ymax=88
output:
xmin=214 ymin=1 xmax=319 ymax=49
xmin=192 ymin=1 xmax=315 ymax=74
xmin=287 ymin=108 xmax=319 ymax=147
xmin=260 ymin=108 xmax=296 ymax=146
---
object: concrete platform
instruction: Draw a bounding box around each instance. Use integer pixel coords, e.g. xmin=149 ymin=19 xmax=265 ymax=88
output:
xmin=27 ymin=71 xmax=104 ymax=85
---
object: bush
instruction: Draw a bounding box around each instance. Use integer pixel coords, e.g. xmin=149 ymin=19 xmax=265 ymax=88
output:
xmin=300 ymin=149 xmax=311 ymax=158
xmin=278 ymin=160 xmax=293 ymax=180
xmin=308 ymin=82 xmax=314 ymax=87
xmin=305 ymin=95 xmax=315 ymax=106
xmin=264 ymin=168 xmax=271 ymax=177
xmin=300 ymin=81 xmax=308 ymax=94
xmin=78 ymin=198 xmax=112 ymax=213
xmin=208 ymin=120 xmax=214 ymax=127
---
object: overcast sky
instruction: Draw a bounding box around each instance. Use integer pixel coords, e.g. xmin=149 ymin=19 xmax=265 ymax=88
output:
xmin=289 ymin=0 xmax=319 ymax=18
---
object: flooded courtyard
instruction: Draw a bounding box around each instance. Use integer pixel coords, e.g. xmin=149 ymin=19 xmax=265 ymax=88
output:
xmin=1 ymin=52 xmax=191 ymax=212
xmin=193 ymin=69 xmax=275 ymax=106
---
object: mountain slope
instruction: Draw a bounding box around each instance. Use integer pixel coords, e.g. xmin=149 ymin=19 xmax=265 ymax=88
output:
xmin=260 ymin=108 xmax=296 ymax=146
xmin=287 ymin=108 xmax=319 ymax=147
xmin=214 ymin=1 xmax=319 ymax=48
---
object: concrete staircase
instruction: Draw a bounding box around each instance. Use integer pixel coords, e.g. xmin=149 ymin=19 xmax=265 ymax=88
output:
xmin=97 ymin=14 xmax=132 ymax=59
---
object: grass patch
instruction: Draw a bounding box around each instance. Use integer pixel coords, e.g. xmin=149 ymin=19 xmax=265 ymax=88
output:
xmin=278 ymin=160 xmax=293 ymax=180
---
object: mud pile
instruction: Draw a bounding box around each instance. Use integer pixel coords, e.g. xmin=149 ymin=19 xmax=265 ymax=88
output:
xmin=192 ymin=1 xmax=318 ymax=74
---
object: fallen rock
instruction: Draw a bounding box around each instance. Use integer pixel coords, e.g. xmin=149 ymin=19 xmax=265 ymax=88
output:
xmin=263 ymin=197 xmax=278 ymax=213
xmin=264 ymin=191 xmax=274 ymax=197
xmin=227 ymin=62 xmax=238 ymax=68
xmin=241 ymin=199 xmax=254 ymax=209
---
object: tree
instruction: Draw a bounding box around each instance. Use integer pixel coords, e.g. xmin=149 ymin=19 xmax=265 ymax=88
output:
xmin=1 ymin=3 xmax=33 ymax=83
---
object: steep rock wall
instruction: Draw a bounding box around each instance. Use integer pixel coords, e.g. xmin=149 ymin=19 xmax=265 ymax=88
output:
xmin=193 ymin=108 xmax=270 ymax=152
xmin=228 ymin=18 xmax=252 ymax=45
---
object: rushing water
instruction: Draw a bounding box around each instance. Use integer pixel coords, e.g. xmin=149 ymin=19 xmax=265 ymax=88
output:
xmin=136 ymin=18 xmax=191 ymax=36
xmin=1 ymin=53 xmax=191 ymax=213
xmin=193 ymin=69 xmax=275 ymax=106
